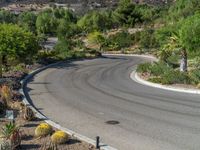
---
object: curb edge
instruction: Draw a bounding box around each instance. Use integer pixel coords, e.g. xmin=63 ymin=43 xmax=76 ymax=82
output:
xmin=19 ymin=61 xmax=117 ymax=150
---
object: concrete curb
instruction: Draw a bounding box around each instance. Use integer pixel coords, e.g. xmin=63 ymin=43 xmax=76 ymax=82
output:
xmin=103 ymin=53 xmax=157 ymax=61
xmin=104 ymin=53 xmax=200 ymax=95
xmin=130 ymin=71 xmax=200 ymax=94
xmin=19 ymin=61 xmax=117 ymax=150
xmin=130 ymin=71 xmax=200 ymax=96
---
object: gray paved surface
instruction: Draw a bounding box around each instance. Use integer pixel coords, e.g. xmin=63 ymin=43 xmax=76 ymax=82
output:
xmin=26 ymin=56 xmax=200 ymax=150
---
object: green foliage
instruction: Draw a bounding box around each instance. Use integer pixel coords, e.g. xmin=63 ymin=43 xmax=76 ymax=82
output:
xmin=139 ymin=29 xmax=158 ymax=49
xmin=0 ymin=24 xmax=39 ymax=65
xmin=57 ymin=20 xmax=80 ymax=40
xmin=36 ymin=8 xmax=76 ymax=35
xmin=168 ymin=0 xmax=200 ymax=21
xmin=87 ymin=31 xmax=106 ymax=51
xmin=149 ymin=62 xmax=172 ymax=76
xmin=0 ymin=10 xmax=16 ymax=23
xmin=54 ymin=40 xmax=71 ymax=58
xmin=77 ymin=10 xmax=114 ymax=32
xmin=136 ymin=62 xmax=151 ymax=73
xmin=18 ymin=12 xmax=37 ymax=33
xmin=36 ymin=11 xmax=58 ymax=35
xmin=148 ymin=70 xmax=190 ymax=85
xmin=188 ymin=70 xmax=200 ymax=85
xmin=107 ymin=30 xmax=133 ymax=50
xmin=114 ymin=0 xmax=158 ymax=27
xmin=161 ymin=70 xmax=190 ymax=84
xmin=1 ymin=122 xmax=19 ymax=139
xmin=179 ymin=13 xmax=200 ymax=52
xmin=155 ymin=25 xmax=177 ymax=46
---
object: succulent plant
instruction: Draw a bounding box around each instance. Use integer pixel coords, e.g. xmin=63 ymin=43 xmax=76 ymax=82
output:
xmin=23 ymin=106 xmax=35 ymax=121
xmin=1 ymin=122 xmax=21 ymax=149
xmin=51 ymin=130 xmax=69 ymax=144
xmin=35 ymin=123 xmax=52 ymax=137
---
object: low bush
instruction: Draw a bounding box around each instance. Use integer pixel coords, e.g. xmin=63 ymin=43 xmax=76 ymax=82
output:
xmin=107 ymin=30 xmax=133 ymax=50
xmin=35 ymin=123 xmax=52 ymax=137
xmin=136 ymin=62 xmax=151 ymax=73
xmin=149 ymin=62 xmax=172 ymax=76
xmin=188 ymin=70 xmax=200 ymax=85
xmin=161 ymin=70 xmax=190 ymax=85
xmin=139 ymin=29 xmax=158 ymax=49
xmin=51 ymin=131 xmax=69 ymax=144
xmin=148 ymin=77 xmax=163 ymax=84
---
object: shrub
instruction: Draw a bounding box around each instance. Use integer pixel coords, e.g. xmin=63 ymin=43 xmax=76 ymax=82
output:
xmin=148 ymin=77 xmax=163 ymax=84
xmin=139 ymin=29 xmax=158 ymax=49
xmin=188 ymin=70 xmax=200 ymax=85
xmin=136 ymin=62 xmax=151 ymax=73
xmin=35 ymin=123 xmax=52 ymax=137
xmin=149 ymin=62 xmax=172 ymax=76
xmin=161 ymin=70 xmax=190 ymax=85
xmin=51 ymin=131 xmax=69 ymax=144
xmin=107 ymin=30 xmax=133 ymax=50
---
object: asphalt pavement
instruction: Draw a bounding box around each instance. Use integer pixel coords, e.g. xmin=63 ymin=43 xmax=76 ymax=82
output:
xmin=25 ymin=55 xmax=200 ymax=150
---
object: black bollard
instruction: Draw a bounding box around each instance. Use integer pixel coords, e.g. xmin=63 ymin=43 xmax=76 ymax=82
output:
xmin=96 ymin=136 xmax=100 ymax=149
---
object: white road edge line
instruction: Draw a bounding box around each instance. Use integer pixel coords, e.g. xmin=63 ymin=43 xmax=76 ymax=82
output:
xmin=19 ymin=61 xmax=117 ymax=150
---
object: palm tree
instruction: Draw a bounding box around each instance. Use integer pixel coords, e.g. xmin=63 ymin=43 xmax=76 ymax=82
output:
xmin=158 ymin=33 xmax=188 ymax=72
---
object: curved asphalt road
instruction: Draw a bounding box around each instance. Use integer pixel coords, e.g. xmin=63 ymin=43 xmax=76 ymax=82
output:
xmin=26 ymin=55 xmax=200 ymax=150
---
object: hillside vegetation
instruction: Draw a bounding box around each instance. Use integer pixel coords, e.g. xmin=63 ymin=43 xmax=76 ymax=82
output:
xmin=0 ymin=0 xmax=199 ymax=87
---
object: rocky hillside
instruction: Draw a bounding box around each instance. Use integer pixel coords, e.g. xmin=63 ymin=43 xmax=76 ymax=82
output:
xmin=0 ymin=0 xmax=173 ymax=6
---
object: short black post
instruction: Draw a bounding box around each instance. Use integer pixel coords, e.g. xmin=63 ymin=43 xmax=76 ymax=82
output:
xmin=96 ymin=136 xmax=100 ymax=149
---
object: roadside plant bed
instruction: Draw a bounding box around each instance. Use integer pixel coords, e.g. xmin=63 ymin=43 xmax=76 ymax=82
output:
xmin=0 ymin=112 xmax=95 ymax=150
xmin=137 ymin=62 xmax=200 ymax=89
xmin=0 ymin=58 xmax=101 ymax=150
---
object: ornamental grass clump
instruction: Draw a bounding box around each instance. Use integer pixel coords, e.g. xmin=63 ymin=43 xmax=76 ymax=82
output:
xmin=35 ymin=123 xmax=52 ymax=137
xmin=51 ymin=130 xmax=69 ymax=144
xmin=1 ymin=85 xmax=12 ymax=106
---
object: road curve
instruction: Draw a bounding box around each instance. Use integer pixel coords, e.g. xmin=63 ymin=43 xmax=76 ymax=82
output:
xmin=26 ymin=55 xmax=200 ymax=150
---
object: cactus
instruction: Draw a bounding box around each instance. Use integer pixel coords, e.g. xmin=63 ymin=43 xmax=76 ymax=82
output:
xmin=51 ymin=131 xmax=69 ymax=144
xmin=23 ymin=106 xmax=35 ymax=121
xmin=1 ymin=122 xmax=21 ymax=149
xmin=35 ymin=123 xmax=52 ymax=137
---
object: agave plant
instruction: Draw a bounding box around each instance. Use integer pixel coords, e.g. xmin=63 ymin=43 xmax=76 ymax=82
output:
xmin=1 ymin=122 xmax=21 ymax=149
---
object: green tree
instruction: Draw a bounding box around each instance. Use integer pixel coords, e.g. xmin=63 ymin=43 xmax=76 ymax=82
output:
xmin=77 ymin=11 xmax=113 ymax=32
xmin=178 ymin=13 xmax=200 ymax=71
xmin=169 ymin=0 xmax=200 ymax=21
xmin=18 ymin=12 xmax=37 ymax=33
xmin=0 ymin=10 xmax=16 ymax=23
xmin=36 ymin=12 xmax=58 ymax=35
xmin=159 ymin=13 xmax=200 ymax=72
xmin=87 ymin=31 xmax=107 ymax=52
xmin=0 ymin=24 xmax=39 ymax=76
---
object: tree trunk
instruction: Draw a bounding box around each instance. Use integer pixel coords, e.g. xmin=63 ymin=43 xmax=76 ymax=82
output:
xmin=180 ymin=49 xmax=187 ymax=72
